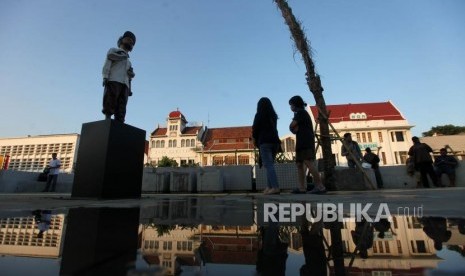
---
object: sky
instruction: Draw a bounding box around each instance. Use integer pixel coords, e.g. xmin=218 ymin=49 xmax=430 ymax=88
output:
xmin=1 ymin=0 xmax=464 ymax=139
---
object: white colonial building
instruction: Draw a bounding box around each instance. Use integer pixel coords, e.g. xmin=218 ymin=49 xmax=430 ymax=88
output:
xmin=313 ymin=101 xmax=414 ymax=166
xmin=149 ymin=110 xmax=206 ymax=166
xmin=281 ymin=101 xmax=414 ymax=166
xmin=0 ymin=134 xmax=80 ymax=173
xmin=149 ymin=110 xmax=255 ymax=167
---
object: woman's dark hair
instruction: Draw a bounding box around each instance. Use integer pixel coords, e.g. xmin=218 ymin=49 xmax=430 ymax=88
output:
xmin=257 ymin=97 xmax=278 ymax=120
xmin=289 ymin=95 xmax=307 ymax=109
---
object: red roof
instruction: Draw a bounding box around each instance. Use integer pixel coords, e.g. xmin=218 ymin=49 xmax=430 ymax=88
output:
xmin=202 ymin=236 xmax=259 ymax=265
xmin=309 ymin=101 xmax=405 ymax=124
xmin=169 ymin=110 xmax=187 ymax=123
xmin=203 ymin=126 xmax=254 ymax=151
xmin=151 ymin=126 xmax=202 ymax=137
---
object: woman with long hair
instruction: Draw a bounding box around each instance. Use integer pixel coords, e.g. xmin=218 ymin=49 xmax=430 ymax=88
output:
xmin=253 ymin=97 xmax=281 ymax=195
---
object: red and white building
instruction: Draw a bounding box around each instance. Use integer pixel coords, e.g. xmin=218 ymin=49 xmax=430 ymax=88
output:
xmin=306 ymin=101 xmax=414 ymax=166
xmin=149 ymin=110 xmax=255 ymax=166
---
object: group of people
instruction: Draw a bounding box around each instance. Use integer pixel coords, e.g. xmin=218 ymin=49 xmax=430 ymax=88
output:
xmin=407 ymin=137 xmax=458 ymax=188
xmin=341 ymin=133 xmax=384 ymax=188
xmin=252 ymin=96 xmax=326 ymax=195
xmin=101 ymin=31 xmax=460 ymax=193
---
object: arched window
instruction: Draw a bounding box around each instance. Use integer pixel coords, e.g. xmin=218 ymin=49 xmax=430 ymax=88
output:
xmin=169 ymin=140 xmax=173 ymax=147
xmin=186 ymin=139 xmax=190 ymax=147
xmin=191 ymin=139 xmax=195 ymax=147
xmin=173 ymin=140 xmax=177 ymax=147
xmin=161 ymin=141 xmax=165 ymax=148
xmin=181 ymin=139 xmax=185 ymax=147
xmin=151 ymin=140 xmax=155 ymax=148
xmin=156 ymin=141 xmax=161 ymax=148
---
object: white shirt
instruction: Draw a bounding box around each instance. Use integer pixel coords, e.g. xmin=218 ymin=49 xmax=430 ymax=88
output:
xmin=102 ymin=47 xmax=133 ymax=87
xmin=48 ymin=159 xmax=61 ymax=175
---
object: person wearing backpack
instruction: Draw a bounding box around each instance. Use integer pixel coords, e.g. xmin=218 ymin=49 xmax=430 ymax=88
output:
xmin=363 ymin=147 xmax=384 ymax=188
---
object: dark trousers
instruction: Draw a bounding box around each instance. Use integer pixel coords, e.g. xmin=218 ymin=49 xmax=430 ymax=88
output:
xmin=348 ymin=159 xmax=356 ymax=168
xmin=102 ymin=81 xmax=129 ymax=122
xmin=44 ymin=174 xmax=58 ymax=192
xmin=373 ymin=168 xmax=384 ymax=188
xmin=417 ymin=162 xmax=438 ymax=188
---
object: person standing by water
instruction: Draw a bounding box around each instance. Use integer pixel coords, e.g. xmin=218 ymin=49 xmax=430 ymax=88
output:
xmin=288 ymin=95 xmax=325 ymax=194
xmin=253 ymin=97 xmax=281 ymax=195
xmin=408 ymin=136 xmax=438 ymax=188
xmin=42 ymin=153 xmax=61 ymax=192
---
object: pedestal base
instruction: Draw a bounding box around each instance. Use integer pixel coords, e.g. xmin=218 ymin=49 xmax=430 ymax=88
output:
xmin=72 ymin=120 xmax=146 ymax=198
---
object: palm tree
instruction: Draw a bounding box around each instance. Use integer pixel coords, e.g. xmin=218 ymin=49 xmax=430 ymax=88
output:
xmin=273 ymin=0 xmax=335 ymax=189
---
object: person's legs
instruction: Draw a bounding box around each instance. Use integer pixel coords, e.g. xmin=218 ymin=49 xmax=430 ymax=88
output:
xmin=260 ymin=144 xmax=279 ymax=193
xmin=446 ymin=167 xmax=456 ymax=187
xmin=49 ymin=175 xmax=58 ymax=192
xmin=296 ymin=161 xmax=306 ymax=192
xmin=348 ymin=159 xmax=356 ymax=168
xmin=102 ymin=82 xmax=119 ymax=119
xmin=115 ymin=84 xmax=129 ymax=123
xmin=305 ymin=160 xmax=326 ymax=193
xmin=426 ymin=163 xmax=439 ymax=187
xmin=374 ymin=168 xmax=384 ymax=188
xmin=418 ymin=163 xmax=430 ymax=188
xmin=43 ymin=175 xmax=52 ymax=192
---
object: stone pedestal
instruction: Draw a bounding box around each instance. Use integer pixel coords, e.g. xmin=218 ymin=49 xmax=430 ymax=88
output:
xmin=72 ymin=120 xmax=146 ymax=198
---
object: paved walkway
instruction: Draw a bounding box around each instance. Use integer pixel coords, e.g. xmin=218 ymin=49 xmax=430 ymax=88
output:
xmin=0 ymin=187 xmax=464 ymax=218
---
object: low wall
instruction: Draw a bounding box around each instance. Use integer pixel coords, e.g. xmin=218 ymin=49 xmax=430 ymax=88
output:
xmin=2 ymin=160 xmax=464 ymax=193
xmin=379 ymin=160 xmax=465 ymax=188
xmin=0 ymin=170 xmax=74 ymax=193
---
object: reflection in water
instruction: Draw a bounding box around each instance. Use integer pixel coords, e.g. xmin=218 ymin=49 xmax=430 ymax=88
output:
xmin=0 ymin=198 xmax=465 ymax=275
xmin=60 ymin=208 xmax=140 ymax=275
xmin=256 ymin=222 xmax=288 ymax=275
xmin=299 ymin=219 xmax=327 ymax=276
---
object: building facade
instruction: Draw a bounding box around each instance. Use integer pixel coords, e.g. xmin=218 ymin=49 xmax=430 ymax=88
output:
xmin=149 ymin=110 xmax=255 ymax=167
xmin=0 ymin=134 xmax=80 ymax=173
xmin=149 ymin=110 xmax=205 ymax=166
xmin=281 ymin=101 xmax=414 ymax=166
xmin=419 ymin=134 xmax=465 ymax=160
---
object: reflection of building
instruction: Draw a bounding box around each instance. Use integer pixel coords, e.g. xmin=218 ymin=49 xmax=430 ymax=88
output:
xmin=197 ymin=224 xmax=259 ymax=265
xmin=141 ymin=226 xmax=200 ymax=275
xmin=0 ymin=214 xmax=65 ymax=258
xmin=0 ymin=134 xmax=79 ymax=172
xmin=148 ymin=110 xmax=255 ymax=167
xmin=287 ymin=216 xmax=442 ymax=275
xmin=281 ymin=101 xmax=414 ymax=166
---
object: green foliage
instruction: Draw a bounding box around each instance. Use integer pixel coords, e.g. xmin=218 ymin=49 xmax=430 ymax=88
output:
xmin=422 ymin=125 xmax=465 ymax=137
xmin=157 ymin=156 xmax=178 ymax=167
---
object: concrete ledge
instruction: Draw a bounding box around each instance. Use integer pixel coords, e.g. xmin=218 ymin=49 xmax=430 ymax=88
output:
xmin=1 ymin=160 xmax=464 ymax=193
xmin=0 ymin=170 xmax=73 ymax=193
xmin=333 ymin=167 xmax=376 ymax=190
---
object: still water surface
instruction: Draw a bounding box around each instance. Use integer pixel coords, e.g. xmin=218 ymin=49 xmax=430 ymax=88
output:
xmin=0 ymin=197 xmax=464 ymax=275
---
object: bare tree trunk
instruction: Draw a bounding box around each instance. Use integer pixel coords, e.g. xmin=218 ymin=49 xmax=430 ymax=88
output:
xmin=274 ymin=0 xmax=335 ymax=189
